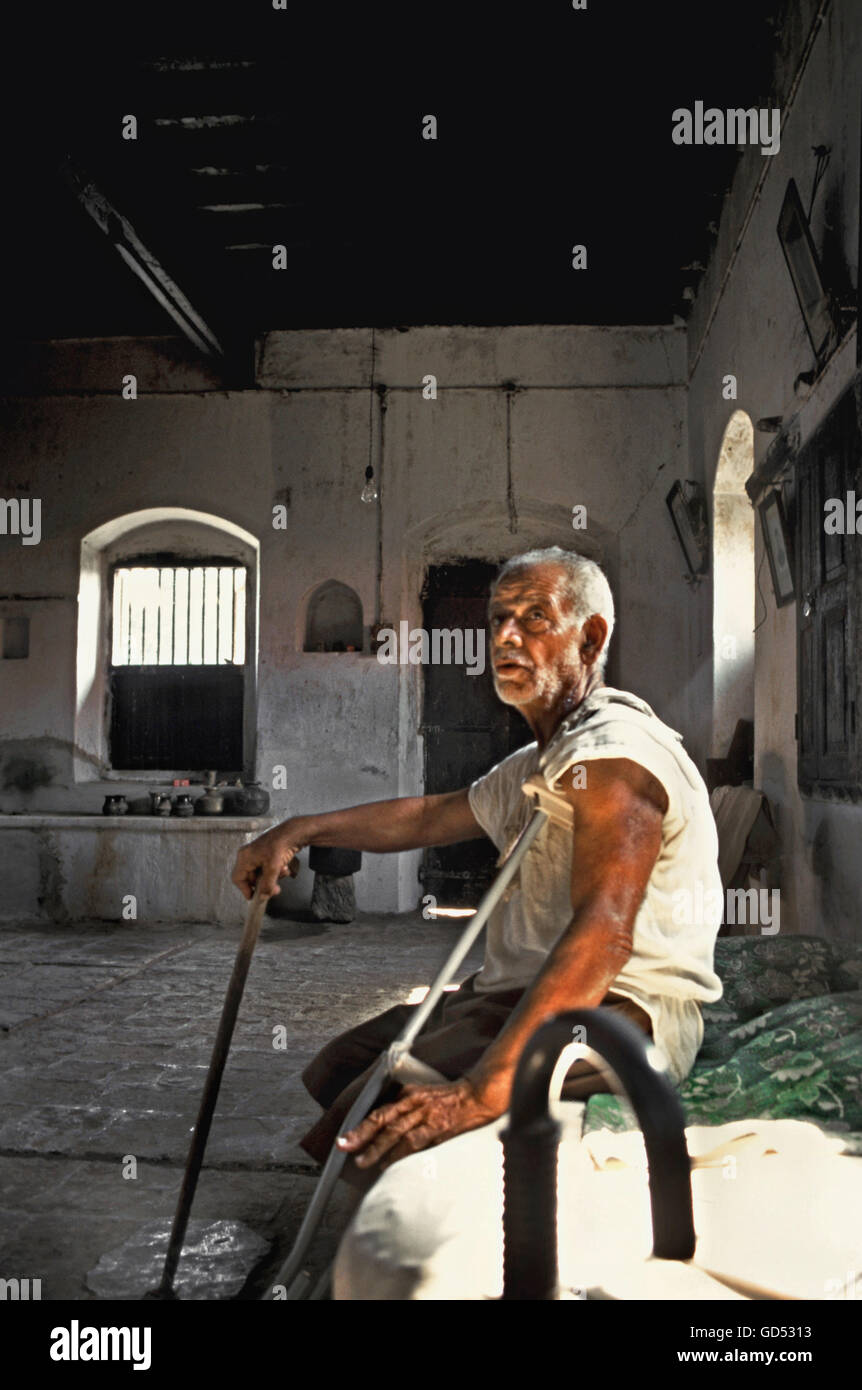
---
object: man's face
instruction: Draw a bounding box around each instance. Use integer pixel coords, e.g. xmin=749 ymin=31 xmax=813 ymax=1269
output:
xmin=488 ymin=563 xmax=598 ymax=708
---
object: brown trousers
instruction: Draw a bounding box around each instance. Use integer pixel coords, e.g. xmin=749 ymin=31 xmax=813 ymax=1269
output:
xmin=299 ymin=974 xmax=652 ymax=1164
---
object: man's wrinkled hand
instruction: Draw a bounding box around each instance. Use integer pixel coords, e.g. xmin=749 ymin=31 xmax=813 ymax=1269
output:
xmin=335 ymin=1078 xmax=503 ymax=1172
xmin=231 ymin=828 xmax=301 ymax=901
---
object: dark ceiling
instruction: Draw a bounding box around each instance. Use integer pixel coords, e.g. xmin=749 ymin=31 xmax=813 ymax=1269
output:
xmin=3 ymin=1 xmax=789 ymax=368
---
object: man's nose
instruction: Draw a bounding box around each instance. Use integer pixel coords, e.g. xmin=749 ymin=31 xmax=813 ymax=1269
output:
xmin=495 ymin=616 xmax=522 ymax=645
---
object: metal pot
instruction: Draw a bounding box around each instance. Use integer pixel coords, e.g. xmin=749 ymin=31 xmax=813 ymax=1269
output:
xmin=196 ymin=786 xmax=225 ymax=815
xmin=233 ymin=781 xmax=271 ymax=816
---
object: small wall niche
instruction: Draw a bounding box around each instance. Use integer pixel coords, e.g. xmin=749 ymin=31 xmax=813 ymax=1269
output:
xmin=1 ymin=616 xmax=30 ymax=659
xmin=304 ymin=581 xmax=363 ymax=652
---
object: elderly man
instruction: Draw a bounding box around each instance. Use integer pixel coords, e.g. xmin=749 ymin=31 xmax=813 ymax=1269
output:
xmin=232 ymin=547 xmax=722 ymax=1182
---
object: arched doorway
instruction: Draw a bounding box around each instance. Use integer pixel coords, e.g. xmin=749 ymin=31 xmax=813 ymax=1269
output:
xmin=712 ymin=411 xmax=755 ymax=757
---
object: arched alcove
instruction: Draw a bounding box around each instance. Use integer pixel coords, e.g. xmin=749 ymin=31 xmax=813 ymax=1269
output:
xmin=75 ymin=508 xmax=260 ymax=779
xmin=303 ymin=580 xmax=363 ymax=652
xmin=712 ymin=411 xmax=755 ymax=757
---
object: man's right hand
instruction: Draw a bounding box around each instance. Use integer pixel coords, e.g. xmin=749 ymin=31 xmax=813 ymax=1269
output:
xmin=232 ymin=825 xmax=303 ymax=901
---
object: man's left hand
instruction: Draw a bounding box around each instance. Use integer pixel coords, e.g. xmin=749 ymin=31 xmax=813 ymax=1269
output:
xmin=335 ymin=1077 xmax=502 ymax=1172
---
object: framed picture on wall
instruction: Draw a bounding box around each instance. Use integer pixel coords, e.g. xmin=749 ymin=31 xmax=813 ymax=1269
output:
xmin=666 ymin=480 xmax=709 ymax=577
xmin=759 ymin=488 xmax=795 ymax=607
xmin=777 ymin=178 xmax=838 ymax=364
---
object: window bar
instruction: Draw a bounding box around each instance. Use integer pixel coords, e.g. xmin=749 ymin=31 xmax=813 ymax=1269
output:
xmin=225 ymin=569 xmax=231 ymax=662
xmin=238 ymin=570 xmax=247 ymax=665
xmin=174 ymin=567 xmax=187 ymax=666
xmin=114 ymin=570 xmax=121 ymax=666
xmin=117 ymin=569 xmax=124 ymax=664
xmin=232 ymin=569 xmax=240 ymax=664
xmin=117 ymin=570 xmax=123 ymax=665
xmin=111 ymin=564 xmax=248 ymax=667
xmin=193 ymin=568 xmax=198 ymax=664
xmin=190 ymin=568 xmax=203 ymax=664
xmin=226 ymin=568 xmax=233 ymax=664
xmin=218 ymin=567 xmax=232 ymax=666
xmin=114 ymin=570 xmax=122 ymax=665
xmin=186 ymin=566 xmax=192 ymax=665
xmin=201 ymin=567 xmax=207 ymax=664
xmin=216 ymin=567 xmax=222 ymax=665
xmin=163 ymin=567 xmax=167 ymax=664
xmin=163 ymin=567 xmax=174 ymax=665
xmin=172 ymin=569 xmax=179 ymax=667
xmin=220 ymin=568 xmax=225 ymax=662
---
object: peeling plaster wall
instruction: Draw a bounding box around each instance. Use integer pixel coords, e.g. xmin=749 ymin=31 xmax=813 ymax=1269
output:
xmin=0 ymin=817 xmax=273 ymax=925
xmin=0 ymin=325 xmax=687 ymax=919
xmin=686 ymin=0 xmax=862 ymax=940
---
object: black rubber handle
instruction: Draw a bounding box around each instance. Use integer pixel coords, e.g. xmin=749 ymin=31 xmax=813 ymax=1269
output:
xmin=500 ymin=1008 xmax=695 ymax=1300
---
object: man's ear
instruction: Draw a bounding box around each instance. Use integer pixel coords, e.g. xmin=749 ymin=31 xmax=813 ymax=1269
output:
xmin=580 ymin=614 xmax=608 ymax=666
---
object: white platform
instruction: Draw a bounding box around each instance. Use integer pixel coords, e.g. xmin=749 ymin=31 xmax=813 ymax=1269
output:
xmin=0 ymin=814 xmax=276 ymax=924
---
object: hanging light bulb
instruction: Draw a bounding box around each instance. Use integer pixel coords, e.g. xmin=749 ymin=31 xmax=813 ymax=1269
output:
xmin=360 ymin=465 xmax=378 ymax=503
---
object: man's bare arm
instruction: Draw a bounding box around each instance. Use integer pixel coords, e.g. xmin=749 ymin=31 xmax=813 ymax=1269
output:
xmin=232 ymin=788 xmax=484 ymax=899
xmin=465 ymin=757 xmax=666 ymax=1108
xmin=337 ymin=757 xmax=667 ymax=1169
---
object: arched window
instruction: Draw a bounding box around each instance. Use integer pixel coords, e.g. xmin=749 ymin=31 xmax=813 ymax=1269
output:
xmin=76 ymin=509 xmax=259 ymax=779
xmin=712 ymin=411 xmax=755 ymax=756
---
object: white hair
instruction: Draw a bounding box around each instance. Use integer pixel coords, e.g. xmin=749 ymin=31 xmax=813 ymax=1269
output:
xmin=492 ymin=547 xmax=615 ymax=671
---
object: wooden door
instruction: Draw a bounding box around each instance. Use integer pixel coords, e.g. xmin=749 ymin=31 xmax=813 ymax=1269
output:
xmin=796 ymin=382 xmax=860 ymax=796
xmin=420 ymin=561 xmax=533 ymax=906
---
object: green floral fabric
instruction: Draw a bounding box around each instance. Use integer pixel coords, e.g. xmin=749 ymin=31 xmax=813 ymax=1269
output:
xmin=582 ymin=935 xmax=862 ymax=1151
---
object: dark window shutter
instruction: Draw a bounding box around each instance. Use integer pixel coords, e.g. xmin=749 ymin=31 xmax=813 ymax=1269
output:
xmin=796 ymin=382 xmax=860 ymax=797
xmin=109 ymin=666 xmax=245 ymax=771
xmin=797 ymin=463 xmax=819 ymax=785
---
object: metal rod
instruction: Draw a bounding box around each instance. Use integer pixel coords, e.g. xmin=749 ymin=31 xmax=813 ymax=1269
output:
xmin=268 ymin=1053 xmax=392 ymax=1295
xmin=156 ymin=572 xmax=162 ymax=662
xmin=151 ymin=883 xmax=269 ymax=1297
xmin=201 ymin=569 xmax=208 ymax=664
xmin=394 ymin=807 xmax=548 ymax=1056
xmin=500 ymin=1009 xmax=695 ymax=1299
xmin=184 ymin=569 xmax=191 ymax=667
xmin=170 ymin=568 xmax=177 ymax=665
xmin=267 ymin=804 xmax=552 ymax=1298
xmin=309 ymin=1264 xmax=332 ymax=1300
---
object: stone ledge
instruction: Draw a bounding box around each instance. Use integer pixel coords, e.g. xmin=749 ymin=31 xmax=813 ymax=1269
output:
xmin=0 ymin=815 xmax=277 ymax=831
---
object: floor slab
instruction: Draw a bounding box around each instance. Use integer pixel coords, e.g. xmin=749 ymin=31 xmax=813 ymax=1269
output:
xmin=0 ymin=911 xmax=483 ymax=1300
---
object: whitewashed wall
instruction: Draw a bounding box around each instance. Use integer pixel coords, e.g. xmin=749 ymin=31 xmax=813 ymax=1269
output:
xmin=686 ymin=0 xmax=862 ymax=940
xmin=0 ymin=325 xmax=688 ymax=917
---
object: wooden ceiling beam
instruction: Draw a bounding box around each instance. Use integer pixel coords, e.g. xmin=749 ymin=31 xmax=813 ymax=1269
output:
xmin=61 ymin=158 xmax=225 ymax=361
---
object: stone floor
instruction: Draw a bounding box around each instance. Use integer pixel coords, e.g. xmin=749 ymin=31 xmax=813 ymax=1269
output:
xmin=0 ymin=910 xmax=483 ymax=1301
